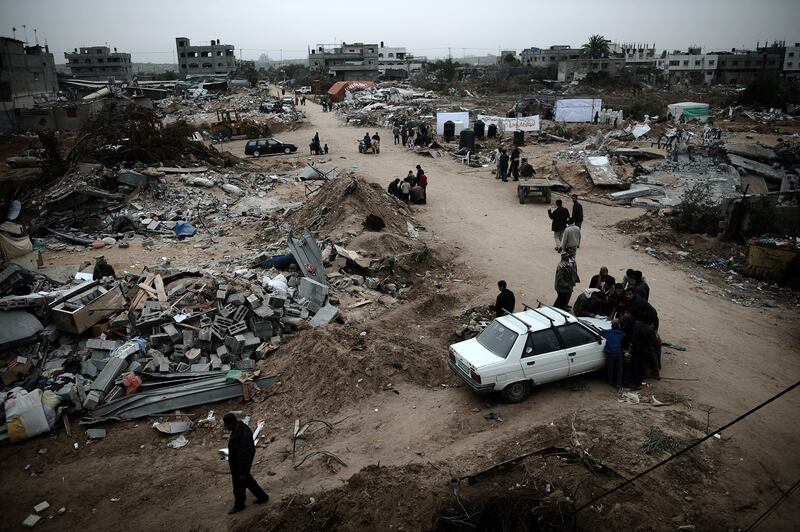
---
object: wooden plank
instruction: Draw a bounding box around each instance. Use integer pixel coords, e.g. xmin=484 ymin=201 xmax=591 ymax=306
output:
xmin=131 ymin=272 xmax=156 ymax=310
xmin=154 ymin=274 xmax=167 ymax=302
xmin=136 ymin=283 xmax=158 ymax=297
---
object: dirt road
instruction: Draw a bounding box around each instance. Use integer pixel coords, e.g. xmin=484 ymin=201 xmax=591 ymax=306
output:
xmin=3 ymin=93 xmax=799 ymax=531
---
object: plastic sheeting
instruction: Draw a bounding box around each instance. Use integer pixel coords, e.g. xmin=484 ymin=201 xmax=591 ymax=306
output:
xmin=667 ymin=102 xmax=710 ymax=122
xmin=554 ymin=99 xmax=602 ymax=123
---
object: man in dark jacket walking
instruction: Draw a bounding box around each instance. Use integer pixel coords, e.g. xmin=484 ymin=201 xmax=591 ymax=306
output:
xmin=224 ymin=413 xmax=268 ymax=514
xmin=548 ymin=199 xmax=570 ymax=251
xmin=489 ymin=280 xmax=515 ymax=317
xmin=568 ymin=194 xmax=584 ymax=227
xmin=509 ymin=147 xmax=521 ymax=180
xmin=554 ymin=252 xmax=576 ymax=310
xmin=498 ymin=149 xmax=509 ymax=182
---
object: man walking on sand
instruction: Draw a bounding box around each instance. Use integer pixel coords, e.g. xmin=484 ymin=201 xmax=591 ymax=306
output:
xmin=548 ymin=199 xmax=570 ymax=251
xmin=224 ymin=413 xmax=268 ymax=514
xmin=554 ymin=252 xmax=576 ymax=310
xmin=569 ymin=194 xmax=584 ymax=228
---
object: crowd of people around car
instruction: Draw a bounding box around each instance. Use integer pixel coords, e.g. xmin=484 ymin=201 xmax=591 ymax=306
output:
xmin=388 ymin=164 xmax=428 ymax=204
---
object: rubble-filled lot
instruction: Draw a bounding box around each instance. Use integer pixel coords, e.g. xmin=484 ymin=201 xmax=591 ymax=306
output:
xmin=1 ymin=84 xmax=799 ymax=532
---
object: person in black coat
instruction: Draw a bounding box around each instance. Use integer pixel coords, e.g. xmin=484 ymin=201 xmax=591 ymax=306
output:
xmin=498 ymin=150 xmax=509 ymax=182
xmin=569 ymin=194 xmax=584 ymax=227
xmin=388 ymin=178 xmax=401 ymax=198
xmin=224 ymin=413 xmax=268 ymax=514
xmin=489 ymin=280 xmax=515 ymax=317
xmin=548 ymin=199 xmax=570 ymax=250
xmin=624 ymin=288 xmax=658 ymax=330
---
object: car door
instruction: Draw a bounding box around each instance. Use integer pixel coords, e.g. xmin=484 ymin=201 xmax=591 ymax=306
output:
xmin=520 ymin=329 xmax=570 ymax=384
xmin=266 ymin=139 xmax=280 ymax=153
xmin=556 ymin=323 xmax=605 ymax=376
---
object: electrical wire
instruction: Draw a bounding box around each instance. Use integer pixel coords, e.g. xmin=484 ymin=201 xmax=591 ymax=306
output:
xmin=744 ymin=478 xmax=800 ymax=531
xmin=573 ymin=380 xmax=800 ymax=514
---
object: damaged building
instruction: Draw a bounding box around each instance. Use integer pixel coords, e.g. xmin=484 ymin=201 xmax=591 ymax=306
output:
xmin=64 ymin=45 xmax=133 ymax=81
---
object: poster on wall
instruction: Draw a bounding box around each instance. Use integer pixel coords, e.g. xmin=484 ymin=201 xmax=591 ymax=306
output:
xmin=436 ymin=112 xmax=470 ymax=135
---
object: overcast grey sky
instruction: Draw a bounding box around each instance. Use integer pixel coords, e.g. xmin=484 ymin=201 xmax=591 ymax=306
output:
xmin=3 ymin=0 xmax=799 ymax=63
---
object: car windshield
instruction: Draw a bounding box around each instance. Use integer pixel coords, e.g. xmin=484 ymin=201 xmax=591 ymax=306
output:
xmin=476 ymin=320 xmax=519 ymax=359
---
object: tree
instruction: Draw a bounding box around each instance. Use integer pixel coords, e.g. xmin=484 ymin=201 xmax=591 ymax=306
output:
xmin=503 ymin=53 xmax=518 ymax=64
xmin=583 ymin=35 xmax=609 ymax=59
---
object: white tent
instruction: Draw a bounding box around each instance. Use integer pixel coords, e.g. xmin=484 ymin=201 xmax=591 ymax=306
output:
xmin=554 ymin=98 xmax=602 ymax=123
xmin=667 ymin=102 xmax=710 ymax=122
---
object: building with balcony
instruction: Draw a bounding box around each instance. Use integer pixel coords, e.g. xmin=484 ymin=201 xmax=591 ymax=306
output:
xmin=620 ymin=43 xmax=658 ymax=67
xmin=64 ymin=45 xmax=132 ymax=81
xmin=309 ymin=42 xmax=379 ymax=81
xmin=176 ymin=37 xmax=236 ymax=77
xmin=0 ymin=37 xmax=59 ymax=111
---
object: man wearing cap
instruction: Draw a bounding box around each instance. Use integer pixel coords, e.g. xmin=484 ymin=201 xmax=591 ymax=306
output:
xmin=224 ymin=412 xmax=268 ymax=514
xmin=554 ymin=252 xmax=576 ymax=310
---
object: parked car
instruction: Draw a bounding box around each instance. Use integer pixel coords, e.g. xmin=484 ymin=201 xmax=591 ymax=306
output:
xmin=244 ymin=138 xmax=297 ymax=157
xmin=296 ymin=86 xmax=312 ymax=94
xmin=259 ymin=100 xmax=282 ymax=113
xmin=448 ymin=305 xmax=610 ymax=403
xmin=280 ymin=95 xmax=295 ymax=105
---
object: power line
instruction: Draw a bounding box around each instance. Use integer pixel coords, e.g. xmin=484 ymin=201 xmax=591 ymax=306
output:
xmin=573 ymin=380 xmax=800 ymax=514
xmin=744 ymin=478 xmax=800 ymax=531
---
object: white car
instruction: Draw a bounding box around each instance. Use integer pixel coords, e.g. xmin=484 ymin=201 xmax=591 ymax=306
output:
xmin=296 ymin=86 xmax=312 ymax=94
xmin=448 ymin=305 xmax=611 ymax=403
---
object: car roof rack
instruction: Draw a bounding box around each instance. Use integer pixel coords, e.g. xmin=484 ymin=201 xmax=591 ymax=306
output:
xmin=535 ymin=300 xmax=571 ymax=325
xmin=523 ymin=302 xmax=557 ymax=328
xmin=501 ymin=308 xmax=533 ymax=331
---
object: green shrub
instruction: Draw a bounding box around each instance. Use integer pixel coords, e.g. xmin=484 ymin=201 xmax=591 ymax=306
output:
xmin=669 ymin=182 xmax=721 ymax=235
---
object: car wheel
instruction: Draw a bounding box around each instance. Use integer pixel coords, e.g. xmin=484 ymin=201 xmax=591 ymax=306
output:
xmin=253 ymin=150 xmax=260 ymax=158
xmin=284 ymin=147 xmax=291 ymax=154
xmin=501 ymin=381 xmax=531 ymax=403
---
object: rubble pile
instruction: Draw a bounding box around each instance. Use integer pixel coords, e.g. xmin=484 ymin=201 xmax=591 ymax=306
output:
xmin=158 ymin=87 xmax=306 ymax=131
xmin=334 ymin=85 xmax=439 ymax=128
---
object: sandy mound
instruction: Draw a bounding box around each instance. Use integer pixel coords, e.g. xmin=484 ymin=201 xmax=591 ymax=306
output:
xmin=259 ymin=292 xmax=464 ymax=418
xmin=289 ymin=176 xmax=411 ymax=238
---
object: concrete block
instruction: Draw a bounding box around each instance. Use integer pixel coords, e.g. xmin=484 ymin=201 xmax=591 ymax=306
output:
xmin=176 ymin=362 xmax=190 ymax=372
xmin=117 ymin=169 xmax=149 ymax=187
xmin=235 ymin=359 xmax=256 ymax=370
xmin=246 ymin=294 xmax=261 ymax=308
xmin=216 ymin=345 xmax=230 ymax=361
xmin=227 ymin=293 xmax=246 ymax=306
xmin=299 ymin=277 xmax=329 ymax=311
xmin=268 ymin=295 xmax=286 ymax=309
xmin=182 ymin=330 xmax=194 ymax=348
xmin=147 ymin=220 xmax=162 ymax=231
xmin=309 ymin=304 xmax=340 ymax=327
xmin=90 ymin=357 xmax=127 ymax=394
xmin=127 ymin=360 xmax=142 ymax=373
xmin=227 ymin=321 xmax=248 ymax=335
xmin=226 ymin=334 xmax=246 ymax=355
xmin=216 ymin=290 xmax=227 ymax=302
xmin=252 ymin=304 xmax=274 ymax=318
xmin=242 ymin=332 xmax=261 ymax=351
xmin=22 ymin=515 xmax=41 ymax=528
xmin=82 ymin=389 xmax=104 ymax=410
xmin=210 ymin=354 xmax=222 ymax=370
xmin=91 ymin=358 xmax=108 ymax=371
xmin=149 ymin=333 xmax=171 ymax=347
xmin=190 ymin=363 xmax=209 ymax=372
xmin=250 ymin=319 xmax=273 ymax=340
xmin=33 ymin=501 xmax=50 ymax=513
xmin=162 ymin=324 xmax=181 ymax=342
xmin=86 ymin=428 xmax=106 ymax=440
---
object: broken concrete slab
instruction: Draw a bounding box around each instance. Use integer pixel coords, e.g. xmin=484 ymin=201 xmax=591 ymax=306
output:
xmin=585 ymin=156 xmax=622 ymax=186
xmin=117 ymin=169 xmax=150 ymax=188
xmin=728 ymin=154 xmax=785 ymax=181
xmin=309 ymin=303 xmax=340 ymax=327
xmin=22 ymin=515 xmax=41 ymax=528
xmin=86 ymin=428 xmax=106 ymax=439
xmin=612 ymin=147 xmax=666 ymax=160
xmin=725 ymin=143 xmax=776 ymax=161
xmin=33 ymin=501 xmax=50 ymax=513
xmin=609 ymin=184 xmax=665 ymax=201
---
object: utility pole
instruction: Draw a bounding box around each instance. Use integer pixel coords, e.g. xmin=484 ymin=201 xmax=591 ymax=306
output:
xmin=448 ymin=47 xmax=451 ymax=60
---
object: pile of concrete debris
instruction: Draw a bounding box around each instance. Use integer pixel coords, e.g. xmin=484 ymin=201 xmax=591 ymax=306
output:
xmin=335 ymin=85 xmax=439 ymax=128
xmin=0 ymin=227 xmax=342 ymax=442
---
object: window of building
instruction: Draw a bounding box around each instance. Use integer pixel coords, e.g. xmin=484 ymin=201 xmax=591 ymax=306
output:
xmin=98 ymin=58 xmax=104 ymax=63
xmin=695 ymin=60 xmax=701 ymax=66
xmin=601 ymin=62 xmax=608 ymax=69
xmin=180 ymin=53 xmax=185 ymax=58
xmin=33 ymin=71 xmax=40 ymax=81
xmin=789 ymin=52 xmax=795 ymax=57
xmin=388 ymin=53 xmax=394 ymax=58
xmin=789 ymin=61 xmax=794 ymax=67
xmin=218 ymin=63 xmax=223 ymax=67
xmin=669 ymin=60 xmax=679 ymax=66
xmin=180 ymin=64 xmax=187 ymax=69
xmin=549 ymin=56 xmax=556 ymax=61
xmin=683 ymin=60 xmax=689 ymax=66
xmin=189 ymin=63 xmax=198 ymax=69
xmin=201 ymin=51 xmax=210 ymax=57
xmin=708 ymin=60 xmax=715 ymax=65
xmin=202 ymin=63 xmax=212 ymax=68
xmin=216 ymin=51 xmax=222 ymax=56
xmin=178 ymin=40 xmax=186 ymax=47
xmin=378 ymin=53 xmax=383 ymax=58
xmin=0 ymin=81 xmax=12 ymax=101
xmin=85 ymin=59 xmax=91 ymax=63
xmin=732 ymin=60 xmax=738 ymax=66
xmin=745 ymin=60 xmax=751 ymax=66
xmin=719 ymin=60 xmax=726 ymax=66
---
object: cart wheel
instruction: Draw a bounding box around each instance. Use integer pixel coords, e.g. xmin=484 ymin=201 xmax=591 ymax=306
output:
xmin=518 ymin=187 xmax=525 ymax=204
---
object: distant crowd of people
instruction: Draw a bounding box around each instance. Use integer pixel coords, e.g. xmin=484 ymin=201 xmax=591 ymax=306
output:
xmin=391 ymin=121 xmax=431 ymax=148
xmin=491 ymin=147 xmax=535 ymax=182
xmin=309 ymin=131 xmax=328 ymax=155
xmin=388 ymin=164 xmax=428 ymax=204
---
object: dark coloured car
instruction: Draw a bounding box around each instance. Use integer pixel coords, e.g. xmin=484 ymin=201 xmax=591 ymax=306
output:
xmin=259 ymin=100 xmax=282 ymax=113
xmin=244 ymin=138 xmax=297 ymax=157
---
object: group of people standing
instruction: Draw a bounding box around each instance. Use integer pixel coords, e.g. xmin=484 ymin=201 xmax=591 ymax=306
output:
xmin=493 ymin=147 xmax=536 ymax=182
xmin=392 ymin=122 xmax=430 ymax=148
xmin=309 ymin=131 xmax=328 ymax=155
xmin=388 ymin=164 xmax=428 ymax=204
